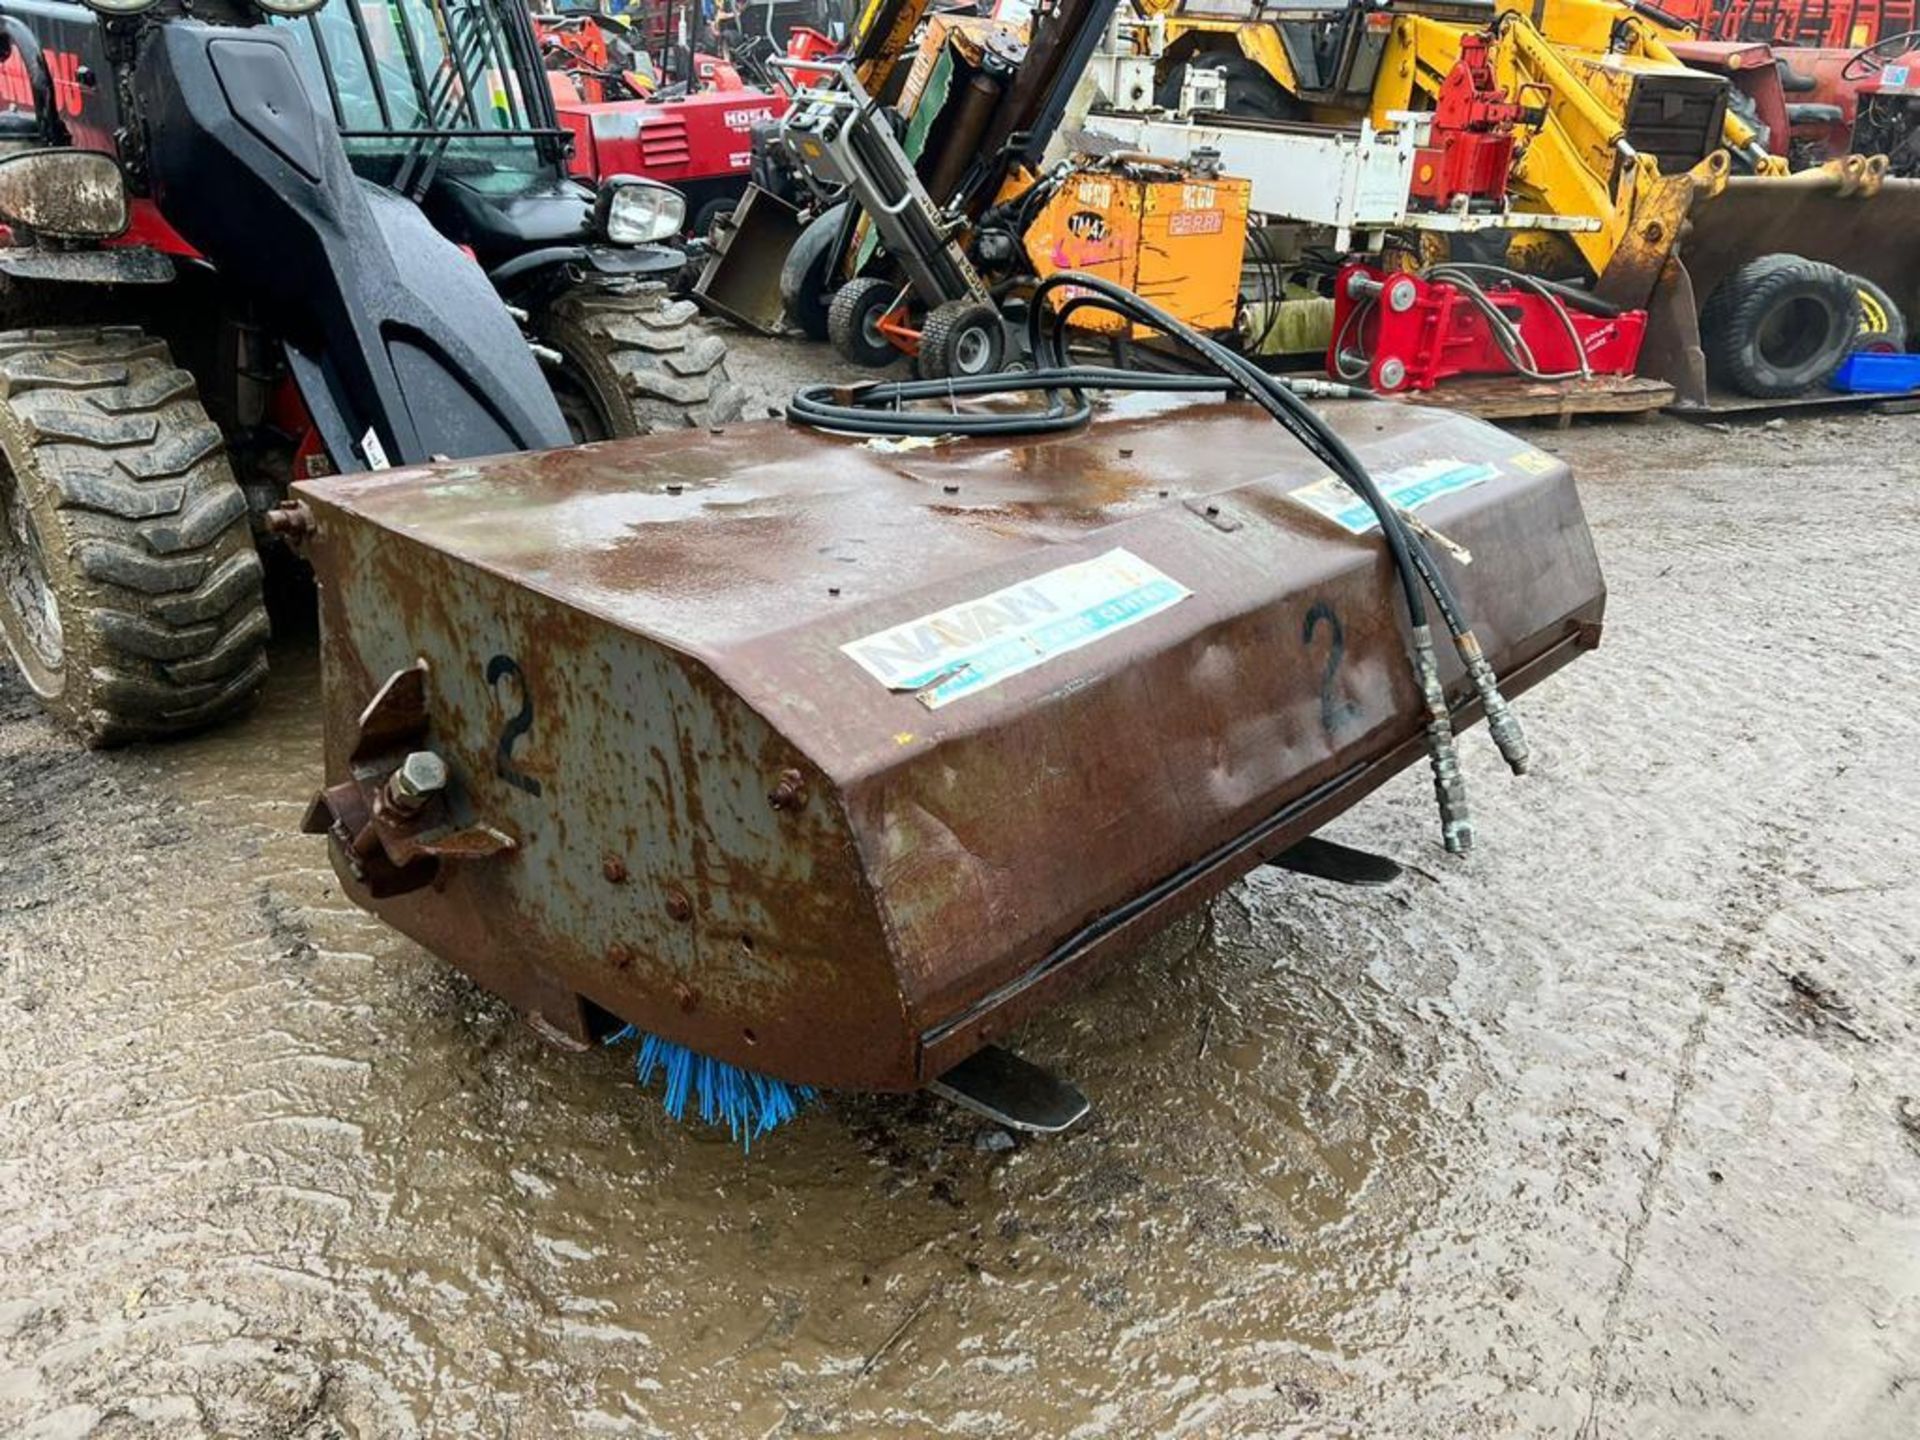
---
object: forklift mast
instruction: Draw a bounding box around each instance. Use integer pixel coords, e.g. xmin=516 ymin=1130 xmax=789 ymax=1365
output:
xmin=985 ymin=0 xmax=1127 ymax=167
xmin=847 ymin=0 xmax=938 ymax=96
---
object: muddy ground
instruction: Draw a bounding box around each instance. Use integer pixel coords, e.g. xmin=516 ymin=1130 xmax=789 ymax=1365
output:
xmin=3 ymin=348 xmax=1919 ymax=1438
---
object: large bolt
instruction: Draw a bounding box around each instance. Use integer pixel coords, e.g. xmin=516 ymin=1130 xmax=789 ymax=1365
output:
xmin=385 ymin=750 xmax=448 ymax=816
xmin=263 ymin=500 xmax=315 ymax=542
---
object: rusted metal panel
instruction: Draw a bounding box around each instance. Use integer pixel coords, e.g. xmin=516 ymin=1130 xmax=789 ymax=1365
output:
xmin=297 ymin=397 xmax=1604 ymax=1092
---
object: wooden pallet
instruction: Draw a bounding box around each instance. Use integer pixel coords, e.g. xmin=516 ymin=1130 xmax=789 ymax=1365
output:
xmin=1402 ymin=374 xmax=1675 ymax=426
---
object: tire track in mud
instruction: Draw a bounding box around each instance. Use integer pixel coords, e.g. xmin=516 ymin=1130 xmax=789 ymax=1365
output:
xmin=1576 ymin=817 xmax=1807 ymax=1440
xmin=4 ymin=396 xmax=1920 ymax=1437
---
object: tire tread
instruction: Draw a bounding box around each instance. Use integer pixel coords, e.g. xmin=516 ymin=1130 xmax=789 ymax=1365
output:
xmin=538 ymin=287 xmax=745 ymax=436
xmin=0 ymin=326 xmax=269 ymax=744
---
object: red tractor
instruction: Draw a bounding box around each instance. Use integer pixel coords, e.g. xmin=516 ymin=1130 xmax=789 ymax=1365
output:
xmin=1665 ymin=0 xmax=1914 ymax=46
xmin=535 ymin=6 xmax=789 ymax=236
xmin=1669 ymin=22 xmax=1920 ymax=175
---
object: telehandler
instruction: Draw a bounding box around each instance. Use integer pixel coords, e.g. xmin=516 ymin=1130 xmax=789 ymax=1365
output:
xmin=0 ymin=0 xmax=738 ymax=744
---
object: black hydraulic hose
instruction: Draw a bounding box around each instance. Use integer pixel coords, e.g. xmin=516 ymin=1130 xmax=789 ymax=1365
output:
xmin=1027 ymin=276 xmax=1432 ymax=630
xmin=788 ymin=272 xmax=1537 ymax=849
xmin=1429 ymin=263 xmax=1609 ymax=384
xmin=1038 ymin=286 xmax=1523 ymax=788
xmin=0 ymin=18 xmax=69 ymax=147
xmin=1624 ymin=0 xmax=1695 ymax=32
xmin=1494 ymin=269 xmax=1625 ymax=318
xmin=787 ymin=365 xmax=1240 ymax=437
xmin=789 ymin=271 xmax=1432 ymax=642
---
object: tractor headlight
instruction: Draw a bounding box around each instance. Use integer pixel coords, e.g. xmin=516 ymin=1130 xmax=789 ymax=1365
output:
xmin=79 ymin=0 xmax=158 ymax=14
xmin=0 ymin=150 xmax=127 ymax=239
xmin=252 ymin=0 xmax=329 ymax=14
xmin=597 ymin=178 xmax=686 ymax=245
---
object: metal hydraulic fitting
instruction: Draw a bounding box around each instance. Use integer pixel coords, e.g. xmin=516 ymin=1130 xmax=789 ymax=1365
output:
xmin=1413 ymin=625 xmax=1473 ymax=854
xmin=1281 ymin=377 xmax=1370 ymax=400
xmin=1457 ymin=631 xmax=1531 ymax=775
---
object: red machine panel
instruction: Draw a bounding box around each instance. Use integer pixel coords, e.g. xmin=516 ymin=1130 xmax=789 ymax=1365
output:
xmin=559 ymin=88 xmax=787 ymax=187
xmin=1329 ymin=264 xmax=1648 ymax=393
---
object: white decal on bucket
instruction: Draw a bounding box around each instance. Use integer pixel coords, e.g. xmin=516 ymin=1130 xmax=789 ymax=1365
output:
xmin=1289 ymin=457 xmax=1496 ymax=534
xmin=841 ymin=548 xmax=1191 ymax=710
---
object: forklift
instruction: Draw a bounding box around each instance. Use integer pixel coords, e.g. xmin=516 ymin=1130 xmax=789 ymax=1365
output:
xmin=701 ymin=0 xmax=1251 ymax=374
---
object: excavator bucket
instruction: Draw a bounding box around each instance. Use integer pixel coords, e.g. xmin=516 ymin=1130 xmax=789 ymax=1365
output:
xmin=294 ymin=399 xmax=1603 ymax=1114
xmin=1626 ymin=161 xmax=1920 ymax=407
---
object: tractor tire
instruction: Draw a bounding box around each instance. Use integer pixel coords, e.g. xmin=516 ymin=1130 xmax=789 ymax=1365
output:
xmin=827 ymin=277 xmax=904 ymax=369
xmin=780 ymin=201 xmax=851 ymax=342
xmin=0 ymin=327 xmax=269 ymax=746
xmin=535 ymin=286 xmax=745 ymax=443
xmin=1850 ymin=274 xmax=1909 ymax=353
xmin=1699 ymin=255 xmax=1861 ymax=398
xmin=918 ymin=300 xmax=1006 ymax=380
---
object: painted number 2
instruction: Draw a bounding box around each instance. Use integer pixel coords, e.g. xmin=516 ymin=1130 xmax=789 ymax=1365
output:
xmin=1302 ymin=601 xmax=1360 ymax=738
xmin=486 ymin=653 xmax=543 ymax=797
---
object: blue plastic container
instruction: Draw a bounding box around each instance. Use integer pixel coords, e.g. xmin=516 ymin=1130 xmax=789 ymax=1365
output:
xmin=1831 ymin=352 xmax=1920 ymax=394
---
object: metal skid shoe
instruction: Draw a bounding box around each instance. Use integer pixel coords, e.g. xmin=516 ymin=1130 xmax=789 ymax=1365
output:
xmin=1266 ymin=835 xmax=1405 ymax=887
xmin=929 ymin=1047 xmax=1091 ymax=1135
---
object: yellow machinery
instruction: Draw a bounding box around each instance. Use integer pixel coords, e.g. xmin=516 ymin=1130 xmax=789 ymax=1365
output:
xmin=1021 ymin=165 xmax=1253 ymax=335
xmin=1130 ymin=0 xmax=1920 ymax=402
xmin=751 ymin=0 xmax=1258 ymax=371
xmin=1134 ymin=0 xmax=1771 ymax=285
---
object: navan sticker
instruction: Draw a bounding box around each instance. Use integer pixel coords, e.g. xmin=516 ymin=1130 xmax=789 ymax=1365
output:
xmin=1289 ymin=458 xmax=1496 ymax=534
xmin=841 ymin=548 xmax=1192 ymax=709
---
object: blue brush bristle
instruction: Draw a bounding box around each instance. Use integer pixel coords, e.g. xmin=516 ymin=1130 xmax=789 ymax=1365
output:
xmin=605 ymin=1026 xmax=815 ymax=1148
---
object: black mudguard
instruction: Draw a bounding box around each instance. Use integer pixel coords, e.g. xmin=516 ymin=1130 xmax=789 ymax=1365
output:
xmin=132 ymin=22 xmax=571 ymax=470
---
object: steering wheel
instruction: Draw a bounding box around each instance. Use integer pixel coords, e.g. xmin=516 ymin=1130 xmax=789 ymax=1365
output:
xmin=1842 ymin=29 xmax=1920 ymax=82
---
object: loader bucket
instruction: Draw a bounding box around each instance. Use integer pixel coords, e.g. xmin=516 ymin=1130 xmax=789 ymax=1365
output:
xmin=691 ymin=185 xmax=806 ymax=335
xmin=1622 ymin=162 xmax=1920 ymax=407
xmin=295 ymin=398 xmax=1604 ymax=1098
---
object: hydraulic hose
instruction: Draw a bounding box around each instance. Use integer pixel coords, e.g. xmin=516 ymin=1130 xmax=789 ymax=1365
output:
xmin=1426 ymin=264 xmax=1592 ymax=382
xmin=788 ymin=272 xmax=1533 ymax=849
xmin=1065 ymin=278 xmax=1531 ymax=780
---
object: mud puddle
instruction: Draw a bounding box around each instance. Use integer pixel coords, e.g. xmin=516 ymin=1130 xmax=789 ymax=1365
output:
xmin=3 ymin=407 xmax=1920 ymax=1438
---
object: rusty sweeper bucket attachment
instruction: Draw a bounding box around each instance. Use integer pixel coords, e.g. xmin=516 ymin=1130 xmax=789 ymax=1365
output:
xmin=295 ymin=394 xmax=1604 ymax=1137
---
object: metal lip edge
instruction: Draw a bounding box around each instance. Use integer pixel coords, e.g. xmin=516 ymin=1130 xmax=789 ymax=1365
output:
xmin=912 ymin=615 xmax=1601 ymax=1075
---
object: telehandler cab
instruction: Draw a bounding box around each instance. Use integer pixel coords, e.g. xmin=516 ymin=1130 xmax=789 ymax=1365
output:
xmin=0 ymin=0 xmax=739 ymax=744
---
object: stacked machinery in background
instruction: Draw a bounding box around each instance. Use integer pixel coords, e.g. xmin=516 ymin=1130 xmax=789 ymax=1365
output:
xmin=1097 ymin=0 xmax=1920 ymax=402
xmin=699 ymin=0 xmax=1260 ymax=373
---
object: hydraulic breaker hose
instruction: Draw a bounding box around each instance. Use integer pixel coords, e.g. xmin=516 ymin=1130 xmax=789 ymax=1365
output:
xmin=1052 ymin=282 xmax=1529 ymax=780
xmin=788 ymin=272 xmax=1535 ymax=849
